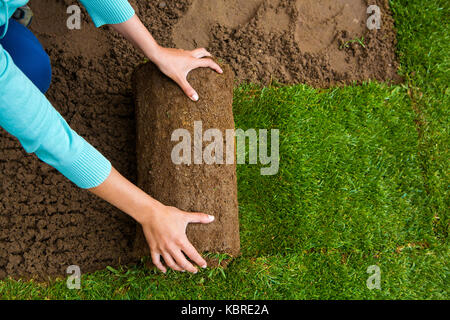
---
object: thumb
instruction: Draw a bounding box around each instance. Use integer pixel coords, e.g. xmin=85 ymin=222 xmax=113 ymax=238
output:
xmin=188 ymin=212 xmax=215 ymax=224
xmin=179 ymin=77 xmax=199 ymax=102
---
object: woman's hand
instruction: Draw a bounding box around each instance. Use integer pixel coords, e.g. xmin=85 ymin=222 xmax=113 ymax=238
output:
xmin=138 ymin=203 xmax=215 ymax=273
xmin=111 ymin=15 xmax=222 ymax=101
xmin=89 ymin=167 xmax=215 ymax=274
xmin=152 ymin=46 xmax=223 ymax=101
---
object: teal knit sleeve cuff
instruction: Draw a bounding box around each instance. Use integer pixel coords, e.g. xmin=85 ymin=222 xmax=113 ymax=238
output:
xmin=80 ymin=0 xmax=135 ymax=27
xmin=56 ymin=140 xmax=112 ymax=189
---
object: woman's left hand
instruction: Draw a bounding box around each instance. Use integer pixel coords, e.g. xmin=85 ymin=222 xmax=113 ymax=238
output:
xmin=112 ymin=15 xmax=223 ymax=101
xmin=152 ymin=46 xmax=223 ymax=101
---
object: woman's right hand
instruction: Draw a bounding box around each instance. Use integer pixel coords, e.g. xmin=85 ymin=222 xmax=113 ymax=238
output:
xmin=138 ymin=203 xmax=215 ymax=273
xmin=89 ymin=167 xmax=214 ymax=274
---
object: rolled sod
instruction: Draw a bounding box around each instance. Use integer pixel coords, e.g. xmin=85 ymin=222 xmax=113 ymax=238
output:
xmin=132 ymin=62 xmax=240 ymax=266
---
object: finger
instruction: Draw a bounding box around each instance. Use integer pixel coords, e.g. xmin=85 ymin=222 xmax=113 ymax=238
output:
xmin=191 ymin=48 xmax=211 ymax=59
xmin=169 ymin=247 xmax=198 ymax=273
xmin=162 ymin=252 xmax=184 ymax=272
xmin=188 ymin=212 xmax=215 ymax=224
xmin=178 ymin=77 xmax=199 ymax=102
xmin=194 ymin=58 xmax=223 ymax=74
xmin=182 ymin=240 xmax=207 ymax=269
xmin=151 ymin=252 xmax=167 ymax=273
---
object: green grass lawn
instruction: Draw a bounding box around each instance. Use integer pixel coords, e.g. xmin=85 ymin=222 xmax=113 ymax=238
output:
xmin=0 ymin=0 xmax=448 ymax=299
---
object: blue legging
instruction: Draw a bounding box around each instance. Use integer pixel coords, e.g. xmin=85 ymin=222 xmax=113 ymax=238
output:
xmin=0 ymin=19 xmax=52 ymax=93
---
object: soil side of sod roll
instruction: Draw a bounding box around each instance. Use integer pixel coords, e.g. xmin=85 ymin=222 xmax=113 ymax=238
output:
xmin=132 ymin=62 xmax=240 ymax=266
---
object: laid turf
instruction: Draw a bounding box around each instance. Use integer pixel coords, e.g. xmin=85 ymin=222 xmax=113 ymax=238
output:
xmin=392 ymin=0 xmax=449 ymax=242
xmin=0 ymin=0 xmax=448 ymax=299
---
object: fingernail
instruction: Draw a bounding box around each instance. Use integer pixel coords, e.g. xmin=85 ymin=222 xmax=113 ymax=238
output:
xmin=182 ymin=270 xmax=185 ymax=272
xmin=202 ymin=264 xmax=207 ymax=268
xmin=192 ymin=93 xmax=199 ymax=101
xmin=219 ymin=68 xmax=223 ymax=74
xmin=208 ymin=215 xmax=215 ymax=222
xmin=193 ymin=269 xmax=198 ymax=274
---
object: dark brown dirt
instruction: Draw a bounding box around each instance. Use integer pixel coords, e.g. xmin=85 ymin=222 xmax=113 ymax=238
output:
xmin=0 ymin=0 xmax=400 ymax=279
xmin=132 ymin=63 xmax=240 ymax=263
xmin=174 ymin=0 xmax=401 ymax=86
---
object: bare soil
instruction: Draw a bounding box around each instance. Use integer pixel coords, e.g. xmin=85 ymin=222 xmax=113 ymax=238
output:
xmin=174 ymin=0 xmax=401 ymax=86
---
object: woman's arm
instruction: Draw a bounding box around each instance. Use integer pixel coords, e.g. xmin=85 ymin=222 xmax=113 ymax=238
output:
xmin=110 ymin=15 xmax=223 ymax=101
xmin=0 ymin=45 xmax=111 ymax=189
xmin=89 ymin=167 xmax=214 ymax=274
xmin=80 ymin=0 xmax=222 ymax=100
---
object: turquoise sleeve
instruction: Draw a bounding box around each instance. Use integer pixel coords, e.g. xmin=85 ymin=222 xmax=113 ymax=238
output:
xmin=0 ymin=45 xmax=112 ymax=189
xmin=79 ymin=0 xmax=135 ymax=27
